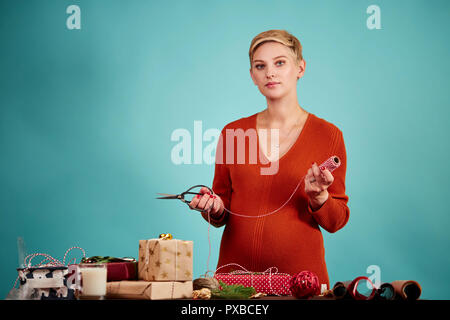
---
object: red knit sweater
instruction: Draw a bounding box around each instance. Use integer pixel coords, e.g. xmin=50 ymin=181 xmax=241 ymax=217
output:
xmin=202 ymin=111 xmax=350 ymax=288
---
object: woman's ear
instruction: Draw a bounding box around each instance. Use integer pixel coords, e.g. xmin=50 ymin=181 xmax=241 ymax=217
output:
xmin=297 ymin=59 xmax=306 ymax=79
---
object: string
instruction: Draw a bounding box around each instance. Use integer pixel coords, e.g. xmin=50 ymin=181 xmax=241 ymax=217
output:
xmin=202 ymin=155 xmax=341 ymax=283
xmin=219 ymin=173 xmax=306 ymax=218
xmin=202 ymin=176 xmax=305 ymax=276
xmin=211 ymin=155 xmax=340 ymax=219
xmin=13 ymin=246 xmax=86 ymax=289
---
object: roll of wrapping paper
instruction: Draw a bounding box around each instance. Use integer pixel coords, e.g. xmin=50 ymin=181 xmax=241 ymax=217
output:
xmin=391 ymin=280 xmax=422 ymax=300
xmin=376 ymin=283 xmax=396 ymax=300
xmin=332 ymin=277 xmax=377 ymax=300
xmin=332 ymin=280 xmax=352 ymax=299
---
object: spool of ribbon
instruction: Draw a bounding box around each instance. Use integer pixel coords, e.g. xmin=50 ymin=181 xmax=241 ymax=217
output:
xmin=310 ymin=155 xmax=341 ymax=183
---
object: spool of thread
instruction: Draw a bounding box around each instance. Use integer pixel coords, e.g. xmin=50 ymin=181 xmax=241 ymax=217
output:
xmin=319 ymin=155 xmax=341 ymax=172
xmin=310 ymin=156 xmax=341 ymax=183
xmin=193 ymin=277 xmax=220 ymax=291
xmin=289 ymin=271 xmax=320 ymax=299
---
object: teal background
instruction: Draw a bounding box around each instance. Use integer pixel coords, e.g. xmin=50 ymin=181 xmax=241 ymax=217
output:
xmin=1 ymin=0 xmax=449 ymax=300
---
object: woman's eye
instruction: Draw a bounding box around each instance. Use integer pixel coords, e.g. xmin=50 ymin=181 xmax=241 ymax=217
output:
xmin=255 ymin=60 xmax=285 ymax=70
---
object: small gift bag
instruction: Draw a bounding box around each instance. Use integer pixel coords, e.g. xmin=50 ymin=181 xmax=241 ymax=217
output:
xmin=16 ymin=266 xmax=74 ymax=300
xmin=138 ymin=236 xmax=193 ymax=281
xmin=214 ymin=264 xmax=292 ymax=296
xmin=13 ymin=247 xmax=86 ymax=300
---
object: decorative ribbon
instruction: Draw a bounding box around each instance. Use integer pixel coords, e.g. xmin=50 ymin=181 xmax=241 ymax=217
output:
xmin=23 ymin=246 xmax=86 ymax=268
xmin=13 ymin=246 xmax=86 ymax=289
xmin=159 ymin=233 xmax=173 ymax=240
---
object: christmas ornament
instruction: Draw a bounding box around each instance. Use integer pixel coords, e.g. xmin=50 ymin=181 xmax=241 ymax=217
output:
xmin=289 ymin=271 xmax=320 ymax=299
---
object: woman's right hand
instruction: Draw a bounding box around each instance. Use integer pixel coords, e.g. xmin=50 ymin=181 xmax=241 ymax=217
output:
xmin=188 ymin=187 xmax=225 ymax=217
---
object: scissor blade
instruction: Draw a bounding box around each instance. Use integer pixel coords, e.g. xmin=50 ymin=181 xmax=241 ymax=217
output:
xmin=156 ymin=193 xmax=179 ymax=199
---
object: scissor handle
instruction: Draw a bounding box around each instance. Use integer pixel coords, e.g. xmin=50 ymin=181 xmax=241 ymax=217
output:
xmin=185 ymin=184 xmax=213 ymax=194
xmin=182 ymin=185 xmax=215 ymax=213
xmin=182 ymin=184 xmax=214 ymax=204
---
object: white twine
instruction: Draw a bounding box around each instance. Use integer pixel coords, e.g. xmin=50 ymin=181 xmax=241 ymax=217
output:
xmin=13 ymin=246 xmax=86 ymax=289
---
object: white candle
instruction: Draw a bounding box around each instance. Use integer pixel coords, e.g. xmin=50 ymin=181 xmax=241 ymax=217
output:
xmin=80 ymin=265 xmax=107 ymax=297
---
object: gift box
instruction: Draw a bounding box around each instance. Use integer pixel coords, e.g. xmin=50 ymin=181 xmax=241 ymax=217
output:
xmin=81 ymin=256 xmax=137 ymax=282
xmin=106 ymin=262 xmax=137 ymax=281
xmin=214 ymin=270 xmax=292 ymax=296
xmin=106 ymin=280 xmax=193 ymax=300
xmin=17 ymin=266 xmax=75 ymax=300
xmin=138 ymin=238 xmax=193 ymax=281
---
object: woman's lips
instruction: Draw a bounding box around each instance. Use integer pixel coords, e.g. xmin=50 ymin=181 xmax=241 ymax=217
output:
xmin=266 ymin=82 xmax=279 ymax=88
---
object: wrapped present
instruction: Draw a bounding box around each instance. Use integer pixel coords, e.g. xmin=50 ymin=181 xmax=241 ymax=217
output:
xmin=81 ymin=256 xmax=137 ymax=282
xmin=17 ymin=266 xmax=75 ymax=300
xmin=214 ymin=264 xmax=292 ymax=296
xmin=106 ymin=280 xmax=193 ymax=300
xmin=14 ymin=247 xmax=86 ymax=300
xmin=138 ymin=237 xmax=193 ymax=281
xmin=107 ymin=262 xmax=137 ymax=281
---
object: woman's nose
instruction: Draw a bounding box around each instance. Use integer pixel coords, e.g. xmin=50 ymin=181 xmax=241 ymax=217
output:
xmin=265 ymin=66 xmax=276 ymax=78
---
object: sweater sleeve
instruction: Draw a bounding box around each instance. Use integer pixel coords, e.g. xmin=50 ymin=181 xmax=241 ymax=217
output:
xmin=308 ymin=129 xmax=350 ymax=233
xmin=200 ymin=126 xmax=232 ymax=228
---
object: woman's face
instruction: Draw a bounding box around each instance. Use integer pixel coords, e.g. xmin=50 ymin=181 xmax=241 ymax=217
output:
xmin=250 ymin=41 xmax=305 ymax=100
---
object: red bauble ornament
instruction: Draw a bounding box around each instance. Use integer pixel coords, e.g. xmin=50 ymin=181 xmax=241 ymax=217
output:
xmin=289 ymin=271 xmax=321 ymax=299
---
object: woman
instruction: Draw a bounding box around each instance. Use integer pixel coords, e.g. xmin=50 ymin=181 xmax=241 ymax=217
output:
xmin=189 ymin=30 xmax=350 ymax=289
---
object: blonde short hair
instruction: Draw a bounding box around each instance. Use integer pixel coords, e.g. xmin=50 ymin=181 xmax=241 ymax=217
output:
xmin=249 ymin=29 xmax=303 ymax=68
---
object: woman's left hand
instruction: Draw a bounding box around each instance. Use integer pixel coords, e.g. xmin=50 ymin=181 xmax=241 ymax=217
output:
xmin=304 ymin=162 xmax=334 ymax=210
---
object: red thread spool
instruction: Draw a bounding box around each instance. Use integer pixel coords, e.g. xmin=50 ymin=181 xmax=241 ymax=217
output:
xmin=320 ymin=155 xmax=341 ymax=173
xmin=289 ymin=271 xmax=320 ymax=299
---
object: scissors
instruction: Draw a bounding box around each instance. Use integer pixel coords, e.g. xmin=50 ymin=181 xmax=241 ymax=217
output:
xmin=156 ymin=184 xmax=214 ymax=212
